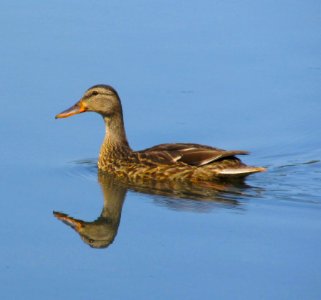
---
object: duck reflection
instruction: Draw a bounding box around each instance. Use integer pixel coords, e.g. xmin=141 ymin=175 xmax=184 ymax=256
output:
xmin=54 ymin=172 xmax=126 ymax=249
xmin=54 ymin=170 xmax=251 ymax=249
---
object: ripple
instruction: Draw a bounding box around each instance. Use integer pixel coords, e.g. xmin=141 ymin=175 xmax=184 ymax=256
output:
xmin=278 ymin=159 xmax=320 ymax=168
xmin=63 ymin=158 xmax=98 ymax=181
xmin=250 ymin=157 xmax=321 ymax=208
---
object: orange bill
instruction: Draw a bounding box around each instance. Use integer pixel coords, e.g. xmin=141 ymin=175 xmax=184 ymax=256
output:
xmin=55 ymin=101 xmax=87 ymax=119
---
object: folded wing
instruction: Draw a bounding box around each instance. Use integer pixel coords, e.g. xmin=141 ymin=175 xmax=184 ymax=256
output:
xmin=139 ymin=143 xmax=249 ymax=167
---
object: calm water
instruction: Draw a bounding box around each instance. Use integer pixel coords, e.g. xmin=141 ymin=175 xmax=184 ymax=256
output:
xmin=1 ymin=0 xmax=321 ymax=299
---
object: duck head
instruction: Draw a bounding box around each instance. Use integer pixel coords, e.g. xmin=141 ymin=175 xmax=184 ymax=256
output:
xmin=55 ymin=85 xmax=122 ymax=119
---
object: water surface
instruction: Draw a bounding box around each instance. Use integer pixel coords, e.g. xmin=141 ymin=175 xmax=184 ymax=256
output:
xmin=1 ymin=0 xmax=321 ymax=299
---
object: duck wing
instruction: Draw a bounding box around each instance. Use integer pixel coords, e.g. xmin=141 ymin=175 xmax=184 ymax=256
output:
xmin=139 ymin=143 xmax=248 ymax=167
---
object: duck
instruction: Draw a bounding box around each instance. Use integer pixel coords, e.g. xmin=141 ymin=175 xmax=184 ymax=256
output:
xmin=55 ymin=84 xmax=265 ymax=182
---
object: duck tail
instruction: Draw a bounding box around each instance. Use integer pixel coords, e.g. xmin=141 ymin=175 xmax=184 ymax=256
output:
xmin=217 ymin=166 xmax=266 ymax=177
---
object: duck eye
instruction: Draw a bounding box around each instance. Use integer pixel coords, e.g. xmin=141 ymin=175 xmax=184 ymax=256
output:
xmin=92 ymin=91 xmax=99 ymax=96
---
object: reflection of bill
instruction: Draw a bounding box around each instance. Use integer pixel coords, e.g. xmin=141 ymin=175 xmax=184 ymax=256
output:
xmin=54 ymin=171 xmax=255 ymax=249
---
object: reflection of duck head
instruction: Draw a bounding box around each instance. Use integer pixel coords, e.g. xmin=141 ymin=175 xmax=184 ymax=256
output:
xmin=54 ymin=172 xmax=126 ymax=249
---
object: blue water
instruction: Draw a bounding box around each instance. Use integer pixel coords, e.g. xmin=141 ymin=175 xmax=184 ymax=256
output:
xmin=1 ymin=1 xmax=321 ymax=299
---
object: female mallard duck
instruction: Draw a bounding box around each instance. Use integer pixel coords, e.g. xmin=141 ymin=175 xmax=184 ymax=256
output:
xmin=56 ymin=85 xmax=265 ymax=182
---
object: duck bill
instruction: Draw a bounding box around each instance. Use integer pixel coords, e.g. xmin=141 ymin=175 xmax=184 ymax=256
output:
xmin=55 ymin=101 xmax=87 ymax=119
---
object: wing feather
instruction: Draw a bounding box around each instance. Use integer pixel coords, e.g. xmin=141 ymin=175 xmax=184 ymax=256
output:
xmin=139 ymin=143 xmax=248 ymax=167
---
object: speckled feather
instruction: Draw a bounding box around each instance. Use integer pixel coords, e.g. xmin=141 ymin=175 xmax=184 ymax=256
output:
xmin=98 ymin=142 xmax=263 ymax=182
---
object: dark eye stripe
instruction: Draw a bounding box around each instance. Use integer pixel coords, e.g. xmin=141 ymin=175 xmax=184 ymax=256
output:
xmin=92 ymin=91 xmax=99 ymax=96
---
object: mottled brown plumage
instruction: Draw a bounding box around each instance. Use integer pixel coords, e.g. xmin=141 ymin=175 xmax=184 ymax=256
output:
xmin=55 ymin=84 xmax=265 ymax=183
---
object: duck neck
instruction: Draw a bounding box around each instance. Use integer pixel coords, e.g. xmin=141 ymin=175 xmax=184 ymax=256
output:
xmin=99 ymin=113 xmax=131 ymax=162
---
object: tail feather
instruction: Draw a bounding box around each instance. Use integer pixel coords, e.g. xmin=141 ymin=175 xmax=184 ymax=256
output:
xmin=218 ymin=167 xmax=266 ymax=177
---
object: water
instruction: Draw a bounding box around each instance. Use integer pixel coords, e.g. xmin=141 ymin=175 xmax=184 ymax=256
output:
xmin=1 ymin=0 xmax=321 ymax=299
